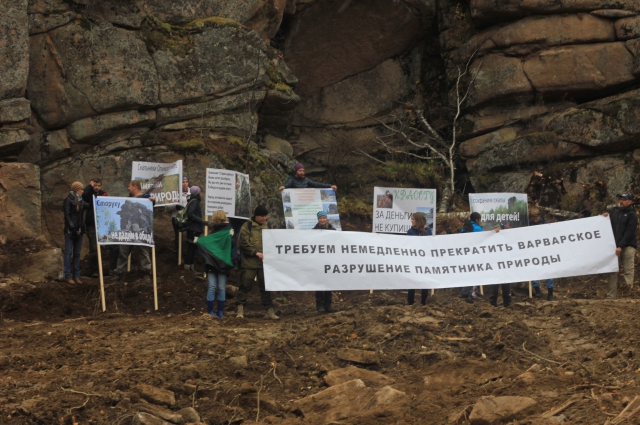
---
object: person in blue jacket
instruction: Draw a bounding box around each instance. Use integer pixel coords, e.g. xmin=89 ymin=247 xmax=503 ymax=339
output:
xmin=407 ymin=212 xmax=432 ymax=305
xmin=460 ymin=212 xmax=483 ymax=302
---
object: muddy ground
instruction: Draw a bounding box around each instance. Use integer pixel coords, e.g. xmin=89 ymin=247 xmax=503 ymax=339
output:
xmin=3 ymin=241 xmax=640 ymax=425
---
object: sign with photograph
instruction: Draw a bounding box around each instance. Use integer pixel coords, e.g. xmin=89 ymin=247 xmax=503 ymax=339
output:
xmin=205 ymin=169 xmax=251 ymax=219
xmin=131 ymin=160 xmax=182 ymax=207
xmin=469 ymin=193 xmax=529 ymax=230
xmin=94 ymin=196 xmax=154 ymax=246
xmin=282 ymin=188 xmax=342 ymax=230
xmin=373 ymin=187 xmax=436 ymax=234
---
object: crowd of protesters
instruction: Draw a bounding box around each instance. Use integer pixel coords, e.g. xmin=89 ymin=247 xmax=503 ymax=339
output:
xmin=62 ymin=162 xmax=636 ymax=319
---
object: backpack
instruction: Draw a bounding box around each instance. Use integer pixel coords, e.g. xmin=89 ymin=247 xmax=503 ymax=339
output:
xmin=176 ymin=198 xmax=197 ymax=232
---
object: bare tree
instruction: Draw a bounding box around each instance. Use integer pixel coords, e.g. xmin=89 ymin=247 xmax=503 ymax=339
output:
xmin=370 ymin=52 xmax=481 ymax=213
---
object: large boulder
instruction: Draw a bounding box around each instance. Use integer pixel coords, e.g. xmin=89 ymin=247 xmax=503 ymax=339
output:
xmin=283 ymin=0 xmax=434 ymax=95
xmin=523 ymin=42 xmax=636 ymax=97
xmin=0 ymin=163 xmax=43 ymax=241
xmin=0 ymin=131 xmax=31 ymax=157
xmin=67 ymin=111 xmax=157 ymax=144
xmin=615 ymin=15 xmax=640 ymax=39
xmin=0 ymin=0 xmax=29 ymax=101
xmin=295 ymin=59 xmax=407 ymax=125
xmin=0 ymin=98 xmax=31 ymax=125
xmin=150 ymin=25 xmax=268 ymax=105
xmin=27 ymin=21 xmax=159 ymax=128
xmin=468 ymin=55 xmax=533 ymax=107
xmin=470 ymin=0 xmax=640 ymax=26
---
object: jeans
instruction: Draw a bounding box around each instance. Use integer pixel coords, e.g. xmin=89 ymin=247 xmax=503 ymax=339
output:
xmin=64 ymin=232 xmax=83 ymax=278
xmin=185 ymin=231 xmax=202 ymax=264
xmin=115 ymin=245 xmax=151 ymax=274
xmin=315 ymin=291 xmax=332 ymax=307
xmin=85 ymin=225 xmax=98 ymax=274
xmin=608 ymin=246 xmax=636 ymax=298
xmin=532 ymin=279 xmax=554 ymax=289
xmin=207 ymin=272 xmax=227 ymax=302
xmin=236 ymin=268 xmax=273 ymax=309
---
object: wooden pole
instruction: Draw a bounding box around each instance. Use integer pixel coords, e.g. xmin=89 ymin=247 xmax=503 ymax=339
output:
xmin=529 ymin=281 xmax=533 ymax=298
xmin=479 ymin=285 xmax=484 ymax=296
xmin=127 ymin=253 xmax=131 ymax=272
xmin=178 ymin=232 xmax=182 ymax=266
xmin=430 ymin=289 xmax=434 ymax=296
xmin=97 ymin=244 xmax=107 ymax=312
xmin=152 ymin=246 xmax=158 ymax=311
xmin=204 ymin=215 xmax=208 ymax=236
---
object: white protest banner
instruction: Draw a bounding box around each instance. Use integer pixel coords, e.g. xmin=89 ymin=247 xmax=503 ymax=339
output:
xmin=282 ymin=188 xmax=342 ymax=230
xmin=469 ymin=193 xmax=528 ymax=230
xmin=131 ymin=160 xmax=182 ymax=207
xmin=373 ymin=187 xmax=436 ymax=234
xmin=263 ymin=216 xmax=618 ymax=291
xmin=205 ymin=169 xmax=252 ymax=219
xmin=94 ymin=197 xmax=155 ymax=246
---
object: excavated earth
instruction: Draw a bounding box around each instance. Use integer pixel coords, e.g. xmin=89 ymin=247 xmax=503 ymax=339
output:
xmin=2 ymin=241 xmax=640 ymax=425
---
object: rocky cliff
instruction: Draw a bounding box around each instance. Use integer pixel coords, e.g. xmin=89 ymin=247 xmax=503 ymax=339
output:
xmin=1 ymin=0 xmax=640 ymax=278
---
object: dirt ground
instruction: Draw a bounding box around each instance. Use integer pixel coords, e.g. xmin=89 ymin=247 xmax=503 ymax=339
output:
xmin=3 ymin=236 xmax=640 ymax=425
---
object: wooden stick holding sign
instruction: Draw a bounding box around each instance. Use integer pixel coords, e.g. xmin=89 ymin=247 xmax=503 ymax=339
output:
xmin=529 ymin=281 xmax=533 ymax=298
xmin=127 ymin=253 xmax=131 ymax=272
xmin=204 ymin=215 xmax=208 ymax=236
xmin=178 ymin=233 xmax=182 ymax=266
xmin=97 ymin=245 xmax=107 ymax=312
xmin=152 ymin=247 xmax=158 ymax=310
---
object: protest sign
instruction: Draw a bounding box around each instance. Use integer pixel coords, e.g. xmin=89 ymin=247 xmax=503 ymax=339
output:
xmin=282 ymin=188 xmax=342 ymax=230
xmin=263 ymin=216 xmax=618 ymax=291
xmin=373 ymin=187 xmax=436 ymax=234
xmin=94 ymin=197 xmax=154 ymax=246
xmin=205 ymin=169 xmax=252 ymax=219
xmin=94 ymin=196 xmax=157 ymax=312
xmin=131 ymin=160 xmax=182 ymax=207
xmin=469 ymin=193 xmax=528 ymax=230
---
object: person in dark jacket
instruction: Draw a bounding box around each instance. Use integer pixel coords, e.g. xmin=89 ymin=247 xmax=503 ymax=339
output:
xmin=407 ymin=212 xmax=432 ymax=306
xmin=529 ymin=208 xmax=555 ymax=300
xmin=184 ymin=186 xmax=209 ymax=275
xmin=236 ymin=205 xmax=279 ymax=320
xmin=279 ymin=163 xmax=337 ymax=191
xmin=198 ymin=210 xmax=235 ymax=318
xmin=64 ymin=181 xmax=88 ymax=284
xmin=603 ymin=193 xmax=637 ymax=299
xmin=313 ymin=211 xmax=336 ymax=312
xmin=82 ymin=178 xmax=105 ymax=278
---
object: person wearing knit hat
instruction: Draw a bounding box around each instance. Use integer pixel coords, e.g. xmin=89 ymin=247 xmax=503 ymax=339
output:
xmin=313 ymin=210 xmax=337 ymax=312
xmin=183 ymin=185 xmax=210 ymax=276
xmin=278 ymin=163 xmax=337 ymax=192
xmin=172 ymin=176 xmax=191 ymax=261
xmin=236 ymin=205 xmax=279 ymax=320
xmin=63 ymin=181 xmax=89 ymax=284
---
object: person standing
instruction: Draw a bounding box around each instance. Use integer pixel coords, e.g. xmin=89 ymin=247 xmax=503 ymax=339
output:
xmin=173 ymin=177 xmax=190 ymax=260
xmin=603 ymin=194 xmax=637 ymax=299
xmin=460 ymin=212 xmax=484 ymax=303
xmin=313 ymin=211 xmax=336 ymax=313
xmin=183 ymin=186 xmax=209 ymax=275
xmin=236 ymin=205 xmax=279 ymax=320
xmin=82 ymin=178 xmax=104 ymax=278
xmin=529 ymin=208 xmax=555 ymax=301
xmin=198 ymin=210 xmax=234 ymax=318
xmin=406 ymin=212 xmax=432 ymax=306
xmin=112 ymin=181 xmax=155 ymax=281
xmin=64 ymin=181 xmax=88 ymax=284
xmin=278 ymin=163 xmax=337 ymax=191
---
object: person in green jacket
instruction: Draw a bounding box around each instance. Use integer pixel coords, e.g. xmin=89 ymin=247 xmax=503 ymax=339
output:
xmin=236 ymin=205 xmax=279 ymax=320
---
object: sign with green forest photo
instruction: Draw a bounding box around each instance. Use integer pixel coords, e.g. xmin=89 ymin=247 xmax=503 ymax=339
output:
xmin=469 ymin=193 xmax=529 ymax=230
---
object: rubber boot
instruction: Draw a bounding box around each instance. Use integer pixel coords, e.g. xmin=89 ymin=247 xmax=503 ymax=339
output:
xmin=547 ymin=288 xmax=554 ymax=301
xmin=207 ymin=300 xmax=217 ymax=318
xmin=533 ymin=286 xmax=542 ymax=298
xmin=236 ymin=305 xmax=245 ymax=318
xmin=217 ymin=300 xmax=225 ymax=318
xmin=489 ymin=297 xmax=498 ymax=307
xmin=264 ymin=307 xmax=279 ymax=320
